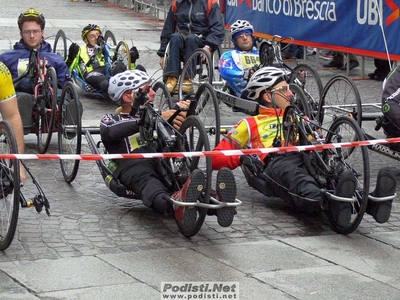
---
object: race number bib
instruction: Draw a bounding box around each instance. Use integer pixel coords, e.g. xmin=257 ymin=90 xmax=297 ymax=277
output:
xmin=239 ymin=53 xmax=260 ymax=68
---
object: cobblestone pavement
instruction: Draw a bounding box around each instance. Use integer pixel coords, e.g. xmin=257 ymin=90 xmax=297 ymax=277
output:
xmin=0 ymin=0 xmax=399 ymax=262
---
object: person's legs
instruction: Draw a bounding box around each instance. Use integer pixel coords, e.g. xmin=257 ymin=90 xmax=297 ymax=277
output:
xmin=118 ymin=159 xmax=171 ymax=215
xmin=183 ymin=34 xmax=204 ymax=79
xmin=264 ymin=153 xmax=322 ymax=213
xmin=367 ymin=167 xmax=396 ymax=223
xmin=164 ymin=33 xmax=185 ymax=92
xmin=323 ymin=52 xmax=344 ymax=68
xmin=85 ymin=72 xmax=109 ymax=93
xmin=16 ymin=92 xmax=35 ymax=135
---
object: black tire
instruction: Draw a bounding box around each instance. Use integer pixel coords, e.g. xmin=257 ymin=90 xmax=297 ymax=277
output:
xmin=58 ymin=82 xmax=82 ymax=183
xmin=323 ymin=116 xmax=369 ymax=234
xmin=152 ymin=81 xmax=173 ymax=111
xmin=289 ymin=83 xmax=311 ymax=118
xmin=194 ymin=83 xmax=220 ymax=148
xmin=178 ymin=48 xmax=212 ymax=99
xmin=259 ymin=41 xmax=275 ymax=66
xmin=0 ymin=120 xmax=20 ymax=250
xmin=115 ymin=41 xmax=131 ymax=70
xmin=289 ymin=63 xmax=323 ymax=121
xmin=162 ymin=42 xmax=170 ymax=83
xmin=175 ymin=115 xmax=211 ymax=237
xmin=318 ymin=75 xmax=362 ymax=129
xmin=38 ymin=66 xmax=58 ymax=154
xmin=53 ymin=29 xmax=67 ymax=61
xmin=104 ymin=30 xmax=116 ymax=46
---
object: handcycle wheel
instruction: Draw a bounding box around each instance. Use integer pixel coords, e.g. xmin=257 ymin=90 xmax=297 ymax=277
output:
xmin=323 ymin=116 xmax=369 ymax=234
xmin=38 ymin=66 xmax=58 ymax=154
xmin=289 ymin=63 xmax=323 ymax=120
xmin=0 ymin=120 xmax=20 ymax=250
xmin=194 ymin=83 xmax=220 ymax=148
xmin=175 ymin=115 xmax=211 ymax=238
xmin=53 ymin=29 xmax=67 ymax=61
xmin=289 ymin=83 xmax=311 ymax=118
xmin=211 ymin=47 xmax=222 ymax=82
xmin=152 ymin=81 xmax=173 ymax=111
xmin=115 ymin=41 xmax=132 ymax=70
xmin=104 ymin=30 xmax=117 ymax=46
xmin=162 ymin=42 xmax=170 ymax=83
xmin=318 ymin=74 xmax=362 ymax=129
xmin=178 ymin=48 xmax=212 ymax=99
xmin=58 ymin=82 xmax=82 ymax=183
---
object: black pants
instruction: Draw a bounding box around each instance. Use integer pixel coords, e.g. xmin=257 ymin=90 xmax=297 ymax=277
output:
xmin=118 ymin=157 xmax=169 ymax=209
xmin=85 ymin=66 xmax=109 ymax=93
xmin=264 ymin=152 xmax=322 ymax=213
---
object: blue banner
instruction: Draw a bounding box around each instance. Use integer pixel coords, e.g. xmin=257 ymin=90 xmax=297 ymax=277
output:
xmin=225 ymin=0 xmax=400 ymax=60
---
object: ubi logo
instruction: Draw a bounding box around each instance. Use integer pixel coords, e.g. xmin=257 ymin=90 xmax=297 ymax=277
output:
xmin=357 ymin=0 xmax=400 ymax=26
xmin=227 ymin=0 xmax=251 ymax=8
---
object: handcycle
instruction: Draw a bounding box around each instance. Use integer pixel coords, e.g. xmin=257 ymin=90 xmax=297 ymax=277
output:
xmin=59 ymin=86 xmax=241 ymax=237
xmin=242 ymin=102 xmax=371 ymax=234
xmin=13 ymin=48 xmax=59 ymax=154
xmin=53 ymin=29 xmax=131 ymax=94
xmin=13 ymin=48 xmax=82 ymax=155
xmin=0 ymin=120 xmax=50 ymax=250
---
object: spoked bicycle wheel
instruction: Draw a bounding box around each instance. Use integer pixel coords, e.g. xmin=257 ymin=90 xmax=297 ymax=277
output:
xmin=104 ymin=30 xmax=117 ymax=46
xmin=323 ymin=116 xmax=369 ymax=234
xmin=289 ymin=63 xmax=323 ymax=120
xmin=178 ymin=48 xmax=212 ymax=99
xmin=152 ymin=81 xmax=173 ymax=111
xmin=318 ymin=75 xmax=362 ymax=129
xmin=289 ymin=84 xmax=311 ymax=118
xmin=53 ymin=29 xmax=67 ymax=60
xmin=38 ymin=66 xmax=58 ymax=154
xmin=194 ymin=83 xmax=220 ymax=148
xmin=0 ymin=120 xmax=20 ymax=250
xmin=115 ymin=41 xmax=132 ymax=70
xmin=58 ymin=82 xmax=82 ymax=183
xmin=175 ymin=115 xmax=211 ymax=237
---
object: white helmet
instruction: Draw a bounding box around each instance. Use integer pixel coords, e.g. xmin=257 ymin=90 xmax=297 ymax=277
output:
xmin=229 ymin=20 xmax=254 ymax=42
xmin=108 ymin=70 xmax=151 ymax=102
xmin=245 ymin=67 xmax=286 ymax=100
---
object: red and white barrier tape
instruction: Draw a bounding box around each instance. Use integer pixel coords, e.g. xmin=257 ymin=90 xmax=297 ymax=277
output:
xmin=1 ymin=137 xmax=400 ymax=160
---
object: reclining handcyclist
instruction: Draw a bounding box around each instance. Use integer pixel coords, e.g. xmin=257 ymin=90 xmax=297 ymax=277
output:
xmin=100 ymin=70 xmax=237 ymax=227
xmin=0 ymin=8 xmax=70 ymax=134
xmin=212 ymin=66 xmax=396 ymax=225
xmin=219 ymin=20 xmax=259 ymax=99
xmin=66 ymin=24 xmax=143 ymax=94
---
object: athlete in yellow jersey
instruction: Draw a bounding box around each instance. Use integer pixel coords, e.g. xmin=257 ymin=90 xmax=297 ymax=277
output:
xmin=0 ymin=61 xmax=26 ymax=183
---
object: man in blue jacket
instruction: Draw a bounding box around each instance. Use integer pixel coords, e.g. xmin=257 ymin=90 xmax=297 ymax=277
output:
xmin=0 ymin=8 xmax=69 ymax=134
xmin=157 ymin=0 xmax=225 ymax=94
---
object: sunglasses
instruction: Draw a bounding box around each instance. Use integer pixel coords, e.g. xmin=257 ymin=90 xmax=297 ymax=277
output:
xmin=271 ymin=85 xmax=290 ymax=93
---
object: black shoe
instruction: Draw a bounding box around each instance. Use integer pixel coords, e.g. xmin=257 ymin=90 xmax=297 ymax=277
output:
xmin=330 ymin=170 xmax=357 ymax=227
xmin=367 ymin=168 xmax=396 ymax=223
xmin=341 ymin=60 xmax=359 ymax=70
xmin=216 ymin=168 xmax=237 ymax=227
xmin=323 ymin=61 xmax=343 ymax=68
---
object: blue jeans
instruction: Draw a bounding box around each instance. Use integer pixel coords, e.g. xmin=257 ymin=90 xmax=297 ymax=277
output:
xmin=166 ymin=33 xmax=205 ymax=78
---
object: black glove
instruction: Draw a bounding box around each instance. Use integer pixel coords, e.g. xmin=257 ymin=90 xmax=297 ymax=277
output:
xmin=67 ymin=43 xmax=79 ymax=61
xmin=96 ymin=35 xmax=105 ymax=47
xmin=130 ymin=46 xmax=139 ymax=63
xmin=240 ymin=155 xmax=264 ymax=173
